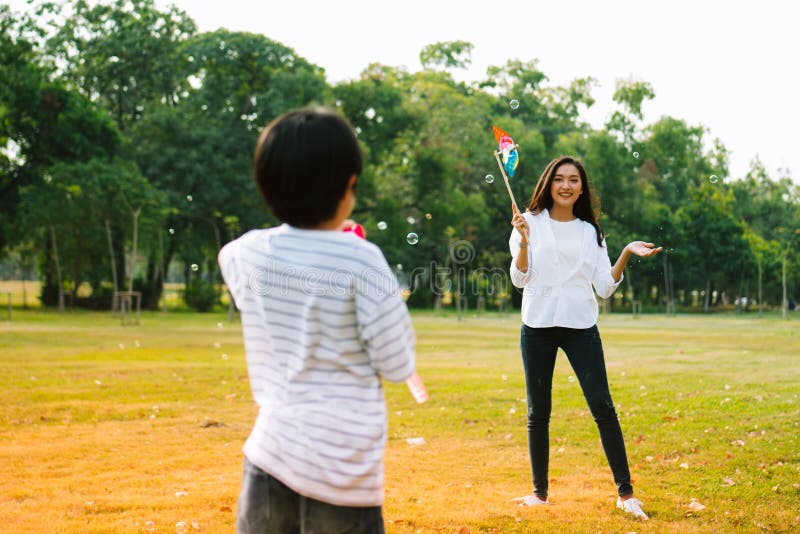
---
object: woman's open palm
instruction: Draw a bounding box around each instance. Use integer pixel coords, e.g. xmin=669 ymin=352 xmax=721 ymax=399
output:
xmin=626 ymin=241 xmax=663 ymax=257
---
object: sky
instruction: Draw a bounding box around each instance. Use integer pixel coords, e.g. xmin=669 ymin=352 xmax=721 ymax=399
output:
xmin=9 ymin=0 xmax=800 ymax=182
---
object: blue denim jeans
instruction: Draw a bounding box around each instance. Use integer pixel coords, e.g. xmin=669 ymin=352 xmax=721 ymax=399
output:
xmin=236 ymin=457 xmax=385 ymax=534
xmin=520 ymin=324 xmax=633 ymax=499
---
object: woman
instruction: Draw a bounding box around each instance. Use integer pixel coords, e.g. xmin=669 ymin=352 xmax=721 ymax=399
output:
xmin=509 ymin=155 xmax=661 ymax=520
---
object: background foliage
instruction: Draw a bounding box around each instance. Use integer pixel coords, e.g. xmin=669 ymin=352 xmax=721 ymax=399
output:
xmin=1 ymin=0 xmax=797 ymax=312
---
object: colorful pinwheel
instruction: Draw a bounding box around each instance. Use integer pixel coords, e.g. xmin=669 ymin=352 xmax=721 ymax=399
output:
xmin=493 ymin=124 xmax=519 ymax=177
xmin=491 ymin=125 xmax=520 ymax=212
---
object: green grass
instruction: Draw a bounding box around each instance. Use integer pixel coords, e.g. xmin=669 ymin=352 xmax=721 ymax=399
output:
xmin=1 ymin=308 xmax=798 ymax=533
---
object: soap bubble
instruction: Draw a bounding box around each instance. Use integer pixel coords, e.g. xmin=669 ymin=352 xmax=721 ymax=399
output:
xmin=485 ymin=174 xmax=495 ymax=184
xmin=509 ymin=99 xmax=520 ymax=110
xmin=168 ymin=228 xmax=175 ymax=235
xmin=633 ymin=152 xmax=639 ymax=159
xmin=186 ymin=195 xmax=193 ymax=202
xmin=377 ymin=221 xmax=388 ymax=231
xmin=425 ymin=213 xmax=432 ymax=220
xmin=190 ymin=264 xmax=199 ymax=271
xmin=710 ymin=175 xmax=719 ymax=184
xmin=406 ymin=232 xmax=419 ymax=245
xmin=406 ymin=216 xmax=416 ymax=224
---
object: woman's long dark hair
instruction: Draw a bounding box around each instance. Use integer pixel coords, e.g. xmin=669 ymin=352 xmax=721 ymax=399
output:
xmin=526 ymin=156 xmax=605 ymax=246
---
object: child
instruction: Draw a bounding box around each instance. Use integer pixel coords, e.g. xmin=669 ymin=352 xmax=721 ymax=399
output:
xmin=219 ymin=106 xmax=416 ymax=533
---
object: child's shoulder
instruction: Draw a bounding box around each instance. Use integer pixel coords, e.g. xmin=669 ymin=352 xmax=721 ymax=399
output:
xmin=227 ymin=226 xmax=387 ymax=266
xmin=221 ymin=227 xmax=270 ymax=250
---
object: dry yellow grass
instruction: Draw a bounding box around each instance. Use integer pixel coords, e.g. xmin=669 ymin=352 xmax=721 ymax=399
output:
xmin=1 ymin=309 xmax=798 ymax=533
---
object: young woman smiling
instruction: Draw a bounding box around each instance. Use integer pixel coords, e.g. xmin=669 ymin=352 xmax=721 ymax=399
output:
xmin=509 ymin=156 xmax=661 ymax=520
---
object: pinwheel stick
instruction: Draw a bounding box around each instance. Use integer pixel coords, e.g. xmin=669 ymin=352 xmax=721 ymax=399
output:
xmin=494 ymin=146 xmax=519 ymax=213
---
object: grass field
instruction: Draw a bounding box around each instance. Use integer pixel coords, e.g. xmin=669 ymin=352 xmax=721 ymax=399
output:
xmin=1 ymin=308 xmax=798 ymax=533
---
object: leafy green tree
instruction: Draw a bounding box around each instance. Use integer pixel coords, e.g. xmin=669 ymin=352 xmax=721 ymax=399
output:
xmin=18 ymin=157 xmax=160 ymax=306
xmin=605 ymin=79 xmax=655 ymax=147
xmin=674 ymin=183 xmax=748 ymax=311
xmin=731 ymin=159 xmax=800 ymax=308
xmin=419 ymin=40 xmax=474 ymax=70
xmin=184 ymin=29 xmax=327 ymax=124
xmin=1 ymin=6 xmax=117 ymax=253
xmin=44 ymin=0 xmax=196 ymax=129
xmin=126 ymin=29 xmax=328 ymax=308
xmin=4 ymin=5 xmax=794 ymax=316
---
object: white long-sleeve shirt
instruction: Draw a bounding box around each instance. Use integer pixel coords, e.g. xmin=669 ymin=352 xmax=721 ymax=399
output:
xmin=219 ymin=224 xmax=415 ymax=506
xmin=509 ymin=209 xmax=623 ymax=328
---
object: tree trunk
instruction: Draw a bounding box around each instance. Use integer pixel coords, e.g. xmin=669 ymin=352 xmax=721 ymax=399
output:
xmin=782 ymin=254 xmax=788 ymax=320
xmin=703 ymin=278 xmax=711 ymax=313
xmin=159 ymin=230 xmax=167 ymax=312
xmin=145 ymin=235 xmax=178 ymax=310
xmin=455 ymin=265 xmax=462 ymax=322
xmin=624 ymin=266 xmax=633 ymax=308
xmin=737 ymin=267 xmax=745 ymax=313
xmin=211 ymin=221 xmax=222 ymax=286
xmin=128 ymin=207 xmax=141 ymax=293
xmin=758 ymin=259 xmax=763 ymax=318
xmin=105 ymin=219 xmax=119 ymax=292
xmin=143 ymin=228 xmax=180 ymax=310
xmin=744 ymin=277 xmax=750 ymax=312
xmin=50 ymin=226 xmax=64 ymax=312
xmin=143 ymin=252 xmax=157 ymax=308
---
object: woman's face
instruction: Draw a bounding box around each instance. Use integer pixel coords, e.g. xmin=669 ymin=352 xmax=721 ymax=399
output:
xmin=549 ymin=163 xmax=583 ymax=210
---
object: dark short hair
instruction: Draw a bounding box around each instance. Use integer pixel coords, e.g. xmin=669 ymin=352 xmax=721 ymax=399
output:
xmin=253 ymin=106 xmax=362 ymax=227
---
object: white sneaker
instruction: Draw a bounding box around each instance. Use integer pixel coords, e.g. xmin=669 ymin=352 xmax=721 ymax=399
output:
xmin=513 ymin=495 xmax=549 ymax=506
xmin=617 ymin=496 xmax=649 ymax=520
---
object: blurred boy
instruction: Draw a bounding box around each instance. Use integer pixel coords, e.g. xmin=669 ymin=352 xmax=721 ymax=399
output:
xmin=219 ymin=107 xmax=416 ymax=533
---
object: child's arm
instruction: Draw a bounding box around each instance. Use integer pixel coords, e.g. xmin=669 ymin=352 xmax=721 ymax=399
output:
xmin=218 ymin=239 xmax=243 ymax=308
xmin=346 ymin=222 xmax=427 ymax=402
xmin=358 ymin=292 xmax=416 ymax=383
xmin=404 ymin=371 xmax=428 ymax=403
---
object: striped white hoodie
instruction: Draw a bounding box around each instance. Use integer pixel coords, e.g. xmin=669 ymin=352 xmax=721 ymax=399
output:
xmin=218 ymin=224 xmax=415 ymax=506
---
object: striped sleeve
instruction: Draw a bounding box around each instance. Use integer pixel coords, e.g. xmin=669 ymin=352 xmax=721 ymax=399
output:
xmin=218 ymin=239 xmax=244 ymax=307
xmin=355 ymin=260 xmax=415 ymax=383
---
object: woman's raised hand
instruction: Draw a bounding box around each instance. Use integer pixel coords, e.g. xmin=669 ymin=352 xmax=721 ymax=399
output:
xmin=511 ymin=204 xmax=530 ymax=244
xmin=625 ymin=241 xmax=663 ymax=257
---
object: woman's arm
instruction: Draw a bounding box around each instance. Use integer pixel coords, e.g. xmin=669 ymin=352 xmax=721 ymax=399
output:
xmin=511 ymin=206 xmax=530 ymax=273
xmin=611 ymin=241 xmax=663 ymax=282
xmin=509 ymin=207 xmax=534 ymax=288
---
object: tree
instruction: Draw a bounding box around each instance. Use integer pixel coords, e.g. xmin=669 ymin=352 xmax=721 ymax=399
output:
xmin=419 ymin=40 xmax=474 ymax=71
xmin=18 ymin=157 xmax=161 ymax=306
xmin=674 ymin=184 xmax=748 ymax=312
xmin=127 ymin=29 xmax=328 ymax=308
xmin=605 ymin=79 xmax=655 ymax=147
xmin=45 ymin=0 xmax=196 ymax=130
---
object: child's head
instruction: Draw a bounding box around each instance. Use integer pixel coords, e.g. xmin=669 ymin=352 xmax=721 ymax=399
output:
xmin=253 ymin=106 xmax=362 ymax=228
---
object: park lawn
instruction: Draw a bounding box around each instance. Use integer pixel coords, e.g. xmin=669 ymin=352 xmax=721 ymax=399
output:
xmin=0 ymin=309 xmax=798 ymax=533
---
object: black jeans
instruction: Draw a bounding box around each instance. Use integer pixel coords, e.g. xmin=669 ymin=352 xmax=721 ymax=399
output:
xmin=236 ymin=457 xmax=385 ymax=534
xmin=520 ymin=324 xmax=633 ymax=499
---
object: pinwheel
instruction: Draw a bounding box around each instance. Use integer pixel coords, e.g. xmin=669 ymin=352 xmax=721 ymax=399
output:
xmin=492 ymin=125 xmax=520 ymax=212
